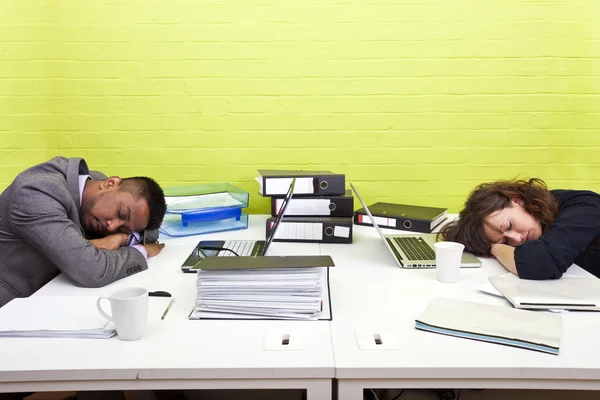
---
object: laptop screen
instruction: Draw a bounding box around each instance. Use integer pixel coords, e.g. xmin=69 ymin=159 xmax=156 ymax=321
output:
xmin=261 ymin=178 xmax=296 ymax=255
xmin=349 ymin=182 xmax=390 ymax=244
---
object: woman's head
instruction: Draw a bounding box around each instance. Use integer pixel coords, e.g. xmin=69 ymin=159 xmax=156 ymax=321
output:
xmin=439 ymin=178 xmax=558 ymax=256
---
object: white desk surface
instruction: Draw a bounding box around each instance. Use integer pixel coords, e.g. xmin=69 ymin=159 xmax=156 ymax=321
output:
xmin=0 ymin=215 xmax=333 ymax=399
xmin=324 ymin=223 xmax=600 ymax=400
xmin=3 ymin=214 xmax=600 ymax=399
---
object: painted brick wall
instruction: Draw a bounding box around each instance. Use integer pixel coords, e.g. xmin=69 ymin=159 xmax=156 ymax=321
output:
xmin=1 ymin=0 xmax=599 ymax=213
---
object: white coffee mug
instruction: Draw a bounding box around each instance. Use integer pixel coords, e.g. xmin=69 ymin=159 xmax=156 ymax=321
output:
xmin=434 ymin=242 xmax=465 ymax=284
xmin=97 ymin=287 xmax=148 ymax=341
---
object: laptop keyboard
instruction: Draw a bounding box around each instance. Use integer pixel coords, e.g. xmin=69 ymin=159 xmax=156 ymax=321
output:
xmin=393 ymin=237 xmax=435 ymax=261
xmin=220 ymin=241 xmax=257 ymax=257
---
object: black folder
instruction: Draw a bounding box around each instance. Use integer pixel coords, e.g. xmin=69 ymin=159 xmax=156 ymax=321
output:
xmin=354 ymin=202 xmax=448 ymax=233
xmin=257 ymin=169 xmax=345 ymax=197
xmin=271 ymin=190 xmax=354 ymax=217
xmin=266 ymin=216 xmax=353 ymax=243
xmin=192 ymin=255 xmax=334 ymax=270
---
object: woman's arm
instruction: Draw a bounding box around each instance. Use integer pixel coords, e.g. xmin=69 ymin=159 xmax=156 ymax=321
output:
xmin=515 ymin=190 xmax=600 ymax=280
xmin=490 ymin=244 xmax=518 ymax=275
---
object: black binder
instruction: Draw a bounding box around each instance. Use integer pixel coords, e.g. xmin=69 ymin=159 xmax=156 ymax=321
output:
xmin=266 ymin=216 xmax=353 ymax=243
xmin=271 ymin=190 xmax=354 ymax=217
xmin=257 ymin=169 xmax=345 ymax=197
xmin=354 ymin=202 xmax=448 ymax=233
xmin=194 ymin=255 xmax=335 ymax=270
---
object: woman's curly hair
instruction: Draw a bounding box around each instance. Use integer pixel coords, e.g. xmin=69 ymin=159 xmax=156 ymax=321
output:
xmin=438 ymin=178 xmax=558 ymax=256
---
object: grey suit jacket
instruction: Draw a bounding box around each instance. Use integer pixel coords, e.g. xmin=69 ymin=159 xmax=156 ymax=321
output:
xmin=0 ymin=157 xmax=147 ymax=308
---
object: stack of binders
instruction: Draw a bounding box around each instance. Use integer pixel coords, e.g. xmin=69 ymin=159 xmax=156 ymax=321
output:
xmin=256 ymin=169 xmax=353 ymax=243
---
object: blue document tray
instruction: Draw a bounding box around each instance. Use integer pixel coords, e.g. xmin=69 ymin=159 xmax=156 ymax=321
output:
xmin=160 ymin=213 xmax=249 ymax=237
xmin=179 ymin=207 xmax=242 ymax=224
xmin=160 ymin=183 xmax=249 ymax=237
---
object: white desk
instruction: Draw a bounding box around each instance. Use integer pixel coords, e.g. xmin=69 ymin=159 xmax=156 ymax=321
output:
xmin=0 ymin=215 xmax=334 ymax=400
xmin=324 ymin=224 xmax=600 ymax=400
xmin=4 ymin=215 xmax=600 ymax=400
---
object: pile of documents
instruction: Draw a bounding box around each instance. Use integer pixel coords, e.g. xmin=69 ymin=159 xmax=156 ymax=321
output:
xmin=0 ymin=327 xmax=114 ymax=339
xmin=189 ymin=267 xmax=331 ymax=320
xmin=0 ymin=296 xmax=116 ymax=339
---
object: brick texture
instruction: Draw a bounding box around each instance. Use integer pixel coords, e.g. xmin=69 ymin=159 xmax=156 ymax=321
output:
xmin=1 ymin=0 xmax=600 ymax=213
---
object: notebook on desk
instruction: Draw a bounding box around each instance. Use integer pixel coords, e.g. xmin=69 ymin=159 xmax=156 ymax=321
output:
xmin=415 ymin=297 xmax=562 ymax=355
xmin=489 ymin=274 xmax=600 ymax=311
xmin=0 ymin=296 xmax=172 ymax=339
xmin=181 ymin=178 xmax=296 ymax=272
xmin=350 ymin=183 xmax=481 ymax=269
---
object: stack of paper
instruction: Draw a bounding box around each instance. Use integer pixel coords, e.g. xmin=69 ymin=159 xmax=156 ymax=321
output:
xmin=0 ymin=296 xmax=116 ymax=339
xmin=415 ymin=297 xmax=562 ymax=355
xmin=0 ymin=328 xmax=114 ymax=339
xmin=189 ymin=267 xmax=331 ymax=320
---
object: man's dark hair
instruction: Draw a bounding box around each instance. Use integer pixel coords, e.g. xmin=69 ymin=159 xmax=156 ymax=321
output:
xmin=120 ymin=177 xmax=167 ymax=231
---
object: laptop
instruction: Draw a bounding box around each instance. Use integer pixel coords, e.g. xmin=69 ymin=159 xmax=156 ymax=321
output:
xmin=350 ymin=183 xmax=481 ymax=269
xmin=181 ymin=178 xmax=296 ymax=272
xmin=489 ymin=274 xmax=600 ymax=311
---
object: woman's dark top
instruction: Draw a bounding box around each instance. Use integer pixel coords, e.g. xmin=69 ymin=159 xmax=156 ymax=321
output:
xmin=515 ymin=189 xmax=600 ymax=280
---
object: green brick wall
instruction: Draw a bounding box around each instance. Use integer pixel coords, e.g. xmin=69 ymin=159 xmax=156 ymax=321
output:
xmin=1 ymin=0 xmax=599 ymax=213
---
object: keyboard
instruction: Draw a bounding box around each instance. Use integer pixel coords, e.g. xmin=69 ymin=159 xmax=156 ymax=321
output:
xmin=393 ymin=237 xmax=435 ymax=261
xmin=218 ymin=241 xmax=261 ymax=257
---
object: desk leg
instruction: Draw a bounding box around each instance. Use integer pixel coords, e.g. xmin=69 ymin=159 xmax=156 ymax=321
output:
xmin=337 ymin=380 xmax=363 ymax=400
xmin=306 ymin=378 xmax=332 ymax=400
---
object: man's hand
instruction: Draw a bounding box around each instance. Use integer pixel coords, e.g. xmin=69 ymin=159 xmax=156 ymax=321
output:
xmin=144 ymin=242 xmax=166 ymax=258
xmin=90 ymin=233 xmax=128 ymax=250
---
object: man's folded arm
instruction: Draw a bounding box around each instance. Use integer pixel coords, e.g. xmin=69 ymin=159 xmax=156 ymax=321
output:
xmin=9 ymin=183 xmax=148 ymax=287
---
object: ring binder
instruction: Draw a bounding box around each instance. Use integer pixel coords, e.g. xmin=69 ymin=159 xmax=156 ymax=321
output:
xmin=266 ymin=216 xmax=353 ymax=243
xmin=354 ymin=202 xmax=448 ymax=233
xmin=271 ymin=190 xmax=354 ymax=217
xmin=257 ymin=170 xmax=345 ymax=197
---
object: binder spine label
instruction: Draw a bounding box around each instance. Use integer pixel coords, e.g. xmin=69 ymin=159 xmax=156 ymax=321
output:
xmin=265 ymin=177 xmax=314 ymax=195
xmin=334 ymin=226 xmax=350 ymax=238
xmin=357 ymin=214 xmax=397 ymax=228
xmin=275 ymin=198 xmax=331 ymax=216
xmin=271 ymin=221 xmax=324 ymax=241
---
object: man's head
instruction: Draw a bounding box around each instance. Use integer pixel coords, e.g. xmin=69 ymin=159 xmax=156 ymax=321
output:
xmin=80 ymin=176 xmax=166 ymax=238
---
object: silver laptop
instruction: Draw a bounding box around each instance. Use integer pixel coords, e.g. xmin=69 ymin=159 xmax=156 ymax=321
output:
xmin=489 ymin=274 xmax=600 ymax=311
xmin=350 ymin=183 xmax=481 ymax=269
xmin=181 ymin=178 xmax=296 ymax=272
